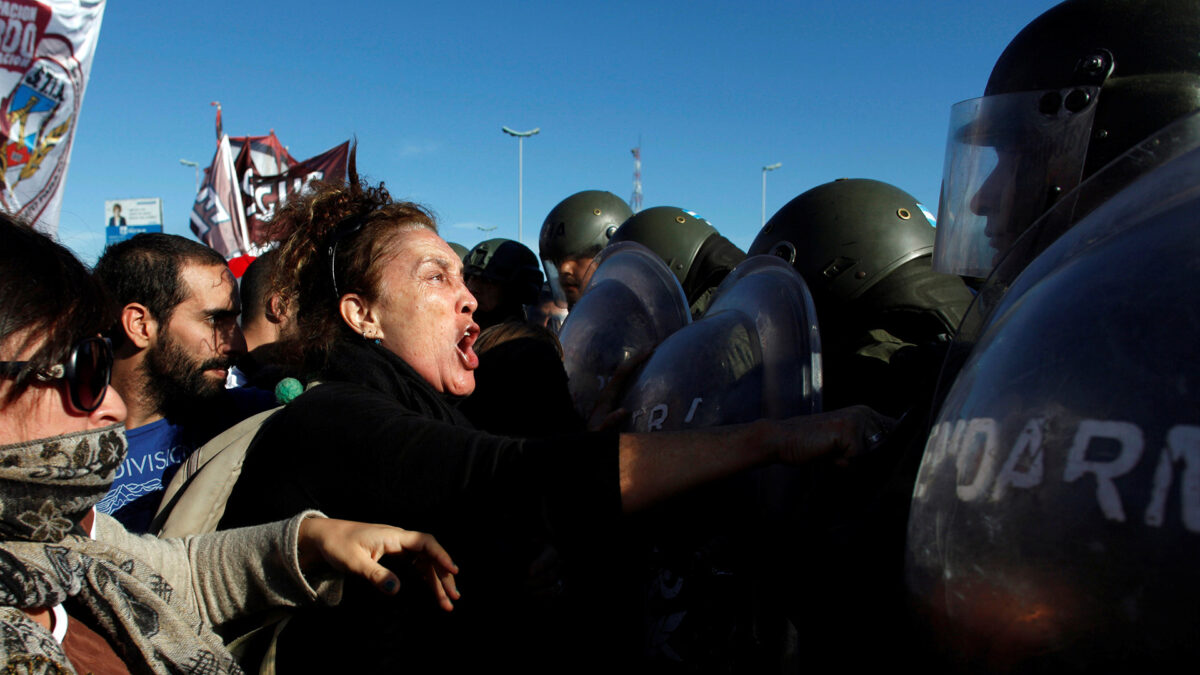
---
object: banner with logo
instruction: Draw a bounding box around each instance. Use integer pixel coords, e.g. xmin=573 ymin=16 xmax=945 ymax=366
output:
xmin=230 ymin=130 xmax=294 ymax=178
xmin=189 ymin=134 xmax=249 ymax=258
xmin=240 ymin=140 xmax=349 ymax=246
xmin=189 ymin=104 xmax=349 ymax=258
xmin=0 ymin=0 xmax=105 ymax=234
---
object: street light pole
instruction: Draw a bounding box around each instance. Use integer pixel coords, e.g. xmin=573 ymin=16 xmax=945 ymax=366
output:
xmin=762 ymin=162 xmax=782 ymax=226
xmin=179 ymin=159 xmax=200 ymax=194
xmin=502 ymin=126 xmax=540 ymax=244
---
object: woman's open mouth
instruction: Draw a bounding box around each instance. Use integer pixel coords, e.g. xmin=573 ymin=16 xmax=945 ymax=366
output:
xmin=457 ymin=323 xmax=480 ymax=369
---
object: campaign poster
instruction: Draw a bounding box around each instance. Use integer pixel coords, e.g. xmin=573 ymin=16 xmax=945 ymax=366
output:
xmin=104 ymin=196 xmax=162 ymax=246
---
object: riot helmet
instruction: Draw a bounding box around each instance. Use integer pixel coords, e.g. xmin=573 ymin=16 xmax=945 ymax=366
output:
xmin=750 ymin=178 xmax=938 ymax=309
xmin=751 ymin=178 xmax=972 ymax=414
xmin=463 ymin=238 xmax=543 ymax=304
xmin=934 ymin=0 xmax=1200 ymax=280
xmin=539 ymin=190 xmax=633 ymax=307
xmin=610 ymin=206 xmax=745 ymax=314
xmin=463 ymin=238 xmax=543 ymax=329
xmin=907 ymin=134 xmax=1200 ymax=672
xmin=446 ymin=241 xmax=469 ymax=261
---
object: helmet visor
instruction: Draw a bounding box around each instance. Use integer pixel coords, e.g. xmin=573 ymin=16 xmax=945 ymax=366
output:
xmin=542 ymin=259 xmax=570 ymax=307
xmin=933 ymin=87 xmax=1099 ymax=278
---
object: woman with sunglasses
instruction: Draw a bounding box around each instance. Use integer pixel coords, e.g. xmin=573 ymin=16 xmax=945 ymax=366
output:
xmin=0 ymin=217 xmax=459 ymax=673
xmin=215 ymin=174 xmax=893 ymax=670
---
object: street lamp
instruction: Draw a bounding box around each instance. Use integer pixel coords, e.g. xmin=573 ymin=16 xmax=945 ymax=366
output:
xmin=762 ymin=162 xmax=782 ymax=226
xmin=179 ymin=159 xmax=200 ymax=194
xmin=501 ymin=126 xmax=540 ymax=244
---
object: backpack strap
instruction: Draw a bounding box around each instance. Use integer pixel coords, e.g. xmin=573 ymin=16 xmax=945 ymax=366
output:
xmin=150 ymin=405 xmax=283 ymax=537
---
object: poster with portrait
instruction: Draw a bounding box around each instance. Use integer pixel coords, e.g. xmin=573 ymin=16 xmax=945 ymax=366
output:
xmin=104 ymin=196 xmax=162 ymax=246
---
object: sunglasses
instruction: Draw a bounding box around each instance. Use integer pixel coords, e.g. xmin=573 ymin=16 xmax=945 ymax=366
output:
xmin=0 ymin=336 xmax=114 ymax=412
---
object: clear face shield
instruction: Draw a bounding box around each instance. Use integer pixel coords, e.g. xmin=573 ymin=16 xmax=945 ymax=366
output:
xmin=542 ymin=260 xmax=570 ymax=308
xmin=542 ymin=251 xmax=603 ymax=310
xmin=932 ymin=87 xmax=1100 ymax=279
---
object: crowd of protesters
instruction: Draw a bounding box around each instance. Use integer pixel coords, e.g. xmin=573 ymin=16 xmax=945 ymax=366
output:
xmin=5 ymin=0 xmax=1200 ymax=671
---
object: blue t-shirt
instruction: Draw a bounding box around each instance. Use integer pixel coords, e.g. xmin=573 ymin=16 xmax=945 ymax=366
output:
xmin=96 ymin=418 xmax=193 ymax=533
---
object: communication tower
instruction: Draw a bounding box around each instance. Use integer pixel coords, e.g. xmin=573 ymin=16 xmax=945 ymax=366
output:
xmin=630 ymin=144 xmax=643 ymax=213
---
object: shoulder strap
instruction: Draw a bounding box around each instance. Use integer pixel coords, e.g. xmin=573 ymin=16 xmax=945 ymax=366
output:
xmin=150 ymin=406 xmax=283 ymax=537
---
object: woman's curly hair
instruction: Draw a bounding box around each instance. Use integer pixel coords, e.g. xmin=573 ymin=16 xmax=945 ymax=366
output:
xmin=266 ymin=165 xmax=437 ymax=372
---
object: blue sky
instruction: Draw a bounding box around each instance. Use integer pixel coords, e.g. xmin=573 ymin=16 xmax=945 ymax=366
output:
xmin=56 ymin=0 xmax=1060 ymax=264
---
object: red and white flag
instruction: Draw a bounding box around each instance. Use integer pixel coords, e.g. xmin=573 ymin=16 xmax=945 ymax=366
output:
xmin=189 ymin=134 xmax=250 ymax=258
xmin=0 ymin=0 xmax=105 ymax=235
xmin=190 ymin=107 xmax=349 ymax=258
xmin=240 ymin=140 xmax=349 ymax=247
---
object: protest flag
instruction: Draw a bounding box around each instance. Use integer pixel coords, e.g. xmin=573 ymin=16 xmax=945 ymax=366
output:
xmin=0 ymin=0 xmax=105 ymax=235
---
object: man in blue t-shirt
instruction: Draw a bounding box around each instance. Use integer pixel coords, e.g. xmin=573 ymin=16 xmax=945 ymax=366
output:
xmin=94 ymin=418 xmax=191 ymax=530
xmin=94 ymin=234 xmax=274 ymax=532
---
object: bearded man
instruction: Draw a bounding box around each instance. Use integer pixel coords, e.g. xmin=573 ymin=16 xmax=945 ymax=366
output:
xmin=94 ymin=234 xmax=274 ymax=532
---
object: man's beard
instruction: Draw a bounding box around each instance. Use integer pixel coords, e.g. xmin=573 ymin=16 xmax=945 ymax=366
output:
xmin=143 ymin=330 xmax=230 ymax=421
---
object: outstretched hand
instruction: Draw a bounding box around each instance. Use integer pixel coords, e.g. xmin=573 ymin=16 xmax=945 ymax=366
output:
xmin=776 ymin=405 xmax=897 ymax=466
xmin=298 ymin=518 xmax=460 ymax=611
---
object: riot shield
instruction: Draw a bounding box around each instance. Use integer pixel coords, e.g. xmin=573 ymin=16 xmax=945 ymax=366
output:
xmin=907 ymin=134 xmax=1200 ymax=672
xmin=619 ymin=255 xmax=822 ymax=432
xmin=558 ymin=242 xmax=690 ymax=417
xmin=615 ymin=256 xmax=823 ymax=669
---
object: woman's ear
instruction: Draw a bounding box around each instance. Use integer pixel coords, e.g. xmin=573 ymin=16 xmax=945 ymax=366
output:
xmin=339 ymin=293 xmax=381 ymax=340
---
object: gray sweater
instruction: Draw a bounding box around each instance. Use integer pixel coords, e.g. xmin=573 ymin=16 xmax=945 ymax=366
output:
xmin=95 ymin=511 xmax=342 ymax=630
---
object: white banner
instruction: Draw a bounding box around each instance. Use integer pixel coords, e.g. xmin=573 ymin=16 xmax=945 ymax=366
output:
xmin=189 ymin=134 xmax=250 ymax=258
xmin=0 ymin=0 xmax=104 ymax=235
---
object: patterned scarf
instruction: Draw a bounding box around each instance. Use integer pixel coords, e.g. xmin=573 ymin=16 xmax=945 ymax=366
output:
xmin=0 ymin=425 xmax=241 ymax=674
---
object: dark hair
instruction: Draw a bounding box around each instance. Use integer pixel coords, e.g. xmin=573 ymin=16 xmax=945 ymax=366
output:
xmin=267 ymin=177 xmax=437 ymax=370
xmin=239 ymin=247 xmax=279 ymax=325
xmin=0 ymin=215 xmax=110 ymax=404
xmin=93 ymin=233 xmax=228 ymax=339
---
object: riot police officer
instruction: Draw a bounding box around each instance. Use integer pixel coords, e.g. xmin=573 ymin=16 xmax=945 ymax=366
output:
xmin=462 ymin=238 xmax=543 ymax=330
xmin=609 ymin=206 xmax=746 ymax=318
xmin=539 ymin=190 xmax=633 ymax=309
xmin=750 ymin=178 xmax=973 ymax=416
xmin=909 ymin=1 xmax=1200 ymax=671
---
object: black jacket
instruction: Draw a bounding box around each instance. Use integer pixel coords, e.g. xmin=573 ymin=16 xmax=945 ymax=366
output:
xmin=220 ymin=338 xmax=620 ymax=669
